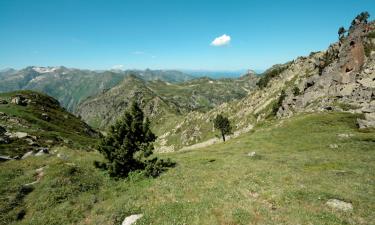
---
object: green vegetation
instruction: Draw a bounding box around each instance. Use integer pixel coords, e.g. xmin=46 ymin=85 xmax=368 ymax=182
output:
xmin=0 ymin=91 xmax=97 ymax=157
xmin=338 ymin=26 xmax=346 ymax=39
xmin=0 ymin=112 xmax=374 ymax=224
xmin=272 ymin=90 xmax=286 ymax=116
xmin=213 ymin=114 xmax=232 ymax=142
xmin=364 ymin=39 xmax=375 ymax=58
xmin=257 ymin=63 xmax=291 ymax=89
xmin=293 ymin=86 xmax=301 ymax=96
xmin=97 ymin=102 xmax=173 ymax=178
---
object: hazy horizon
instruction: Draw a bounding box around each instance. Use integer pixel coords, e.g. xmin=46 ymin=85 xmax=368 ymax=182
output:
xmin=1 ymin=0 xmax=374 ymax=71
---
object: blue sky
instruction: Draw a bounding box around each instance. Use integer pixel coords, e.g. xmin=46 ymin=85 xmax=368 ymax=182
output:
xmin=0 ymin=0 xmax=374 ymax=71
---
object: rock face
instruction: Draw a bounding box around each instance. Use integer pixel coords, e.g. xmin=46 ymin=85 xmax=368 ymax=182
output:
xmin=155 ymin=20 xmax=375 ymax=151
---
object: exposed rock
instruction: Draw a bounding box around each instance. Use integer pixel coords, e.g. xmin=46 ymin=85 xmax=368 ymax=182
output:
xmin=21 ymin=151 xmax=34 ymax=159
xmin=337 ymin=133 xmax=353 ymax=138
xmin=11 ymin=95 xmax=27 ymax=106
xmin=57 ymin=153 xmax=69 ymax=160
xmin=35 ymin=147 xmax=49 ymax=156
xmin=0 ymin=155 xmax=13 ymax=161
xmin=326 ymin=199 xmax=353 ymax=211
xmin=12 ymin=132 xmax=28 ymax=139
xmin=0 ymin=99 xmax=8 ymax=104
xmin=121 ymin=214 xmax=143 ymax=225
xmin=357 ymin=112 xmax=375 ymax=129
xmin=247 ymin=152 xmax=256 ymax=157
xmin=329 ymin=144 xmax=339 ymax=149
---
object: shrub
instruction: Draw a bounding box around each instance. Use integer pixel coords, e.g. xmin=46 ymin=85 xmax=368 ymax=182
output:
xmin=257 ymin=63 xmax=290 ymax=89
xmin=272 ymin=90 xmax=286 ymax=116
xmin=293 ymin=87 xmax=301 ymax=96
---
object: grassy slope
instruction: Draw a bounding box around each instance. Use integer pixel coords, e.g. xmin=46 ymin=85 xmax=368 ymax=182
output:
xmin=0 ymin=112 xmax=374 ymax=225
xmin=0 ymin=91 xmax=98 ymax=157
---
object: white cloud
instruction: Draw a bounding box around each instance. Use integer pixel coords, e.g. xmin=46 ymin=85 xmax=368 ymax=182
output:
xmin=211 ymin=34 xmax=231 ymax=46
xmin=111 ymin=64 xmax=124 ymax=70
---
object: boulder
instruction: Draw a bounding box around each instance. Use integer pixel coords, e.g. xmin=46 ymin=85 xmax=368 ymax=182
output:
xmin=329 ymin=144 xmax=339 ymax=149
xmin=21 ymin=151 xmax=34 ymax=159
xmin=247 ymin=152 xmax=256 ymax=157
xmin=0 ymin=99 xmax=8 ymax=104
xmin=122 ymin=214 xmax=143 ymax=225
xmin=0 ymin=155 xmax=13 ymax=161
xmin=326 ymin=199 xmax=353 ymax=211
xmin=357 ymin=112 xmax=375 ymax=129
xmin=14 ymin=132 xmax=28 ymax=139
xmin=35 ymin=147 xmax=49 ymax=156
xmin=11 ymin=96 xmax=27 ymax=106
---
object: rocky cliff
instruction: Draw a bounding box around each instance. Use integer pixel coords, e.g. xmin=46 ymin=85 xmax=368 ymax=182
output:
xmin=155 ymin=19 xmax=375 ymax=151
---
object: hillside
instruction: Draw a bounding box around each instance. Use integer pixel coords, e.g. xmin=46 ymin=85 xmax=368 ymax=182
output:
xmin=155 ymin=19 xmax=375 ymax=151
xmin=76 ymin=73 xmax=258 ymax=129
xmin=1 ymin=112 xmax=373 ymax=224
xmin=0 ymin=67 xmax=195 ymax=112
xmin=0 ymin=90 xmax=98 ymax=158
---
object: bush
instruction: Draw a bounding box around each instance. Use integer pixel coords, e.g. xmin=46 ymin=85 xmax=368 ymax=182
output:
xmin=293 ymin=87 xmax=301 ymax=96
xmin=144 ymin=158 xmax=176 ymax=178
xmin=257 ymin=64 xmax=291 ymax=89
xmin=272 ymin=90 xmax=286 ymax=116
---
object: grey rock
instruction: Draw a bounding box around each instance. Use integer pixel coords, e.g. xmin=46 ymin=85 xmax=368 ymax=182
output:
xmin=21 ymin=151 xmax=34 ymax=159
xmin=0 ymin=155 xmax=13 ymax=161
xmin=247 ymin=152 xmax=256 ymax=157
xmin=329 ymin=144 xmax=339 ymax=149
xmin=35 ymin=147 xmax=49 ymax=156
xmin=121 ymin=214 xmax=143 ymax=225
xmin=326 ymin=199 xmax=353 ymax=211
xmin=0 ymin=99 xmax=8 ymax=104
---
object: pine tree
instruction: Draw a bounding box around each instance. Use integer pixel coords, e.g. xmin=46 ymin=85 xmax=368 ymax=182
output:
xmin=213 ymin=114 xmax=232 ymax=142
xmin=97 ymin=102 xmax=157 ymax=177
xmin=338 ymin=26 xmax=346 ymax=39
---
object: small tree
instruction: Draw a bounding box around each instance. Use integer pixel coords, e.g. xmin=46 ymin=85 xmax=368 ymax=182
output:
xmin=338 ymin=26 xmax=346 ymax=39
xmin=213 ymin=114 xmax=232 ymax=142
xmin=96 ymin=102 xmax=173 ymax=177
xmin=358 ymin=11 xmax=370 ymax=24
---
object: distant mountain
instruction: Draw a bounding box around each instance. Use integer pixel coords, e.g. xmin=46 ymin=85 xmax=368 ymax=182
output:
xmin=183 ymin=69 xmax=262 ymax=79
xmin=0 ymin=67 xmax=195 ymax=112
xmin=76 ymin=74 xmax=259 ymax=129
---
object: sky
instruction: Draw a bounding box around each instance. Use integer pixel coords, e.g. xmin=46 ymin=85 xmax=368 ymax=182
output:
xmin=0 ymin=0 xmax=374 ymax=71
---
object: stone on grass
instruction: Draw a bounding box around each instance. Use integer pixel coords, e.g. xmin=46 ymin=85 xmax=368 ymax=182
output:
xmin=329 ymin=144 xmax=339 ymax=149
xmin=326 ymin=199 xmax=353 ymax=211
xmin=35 ymin=147 xmax=49 ymax=156
xmin=247 ymin=152 xmax=256 ymax=157
xmin=0 ymin=155 xmax=13 ymax=161
xmin=14 ymin=132 xmax=28 ymax=139
xmin=22 ymin=151 xmax=34 ymax=159
xmin=122 ymin=214 xmax=143 ymax=225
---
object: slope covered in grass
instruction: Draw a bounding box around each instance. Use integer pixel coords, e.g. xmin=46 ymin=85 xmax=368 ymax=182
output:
xmin=0 ymin=91 xmax=98 ymax=157
xmin=0 ymin=112 xmax=374 ymax=225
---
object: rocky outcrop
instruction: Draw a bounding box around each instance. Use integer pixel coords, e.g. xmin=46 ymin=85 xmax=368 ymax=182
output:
xmin=155 ymin=19 xmax=375 ymax=151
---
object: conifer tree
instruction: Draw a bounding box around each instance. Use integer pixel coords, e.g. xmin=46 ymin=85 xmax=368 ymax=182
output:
xmin=97 ymin=102 xmax=157 ymax=177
